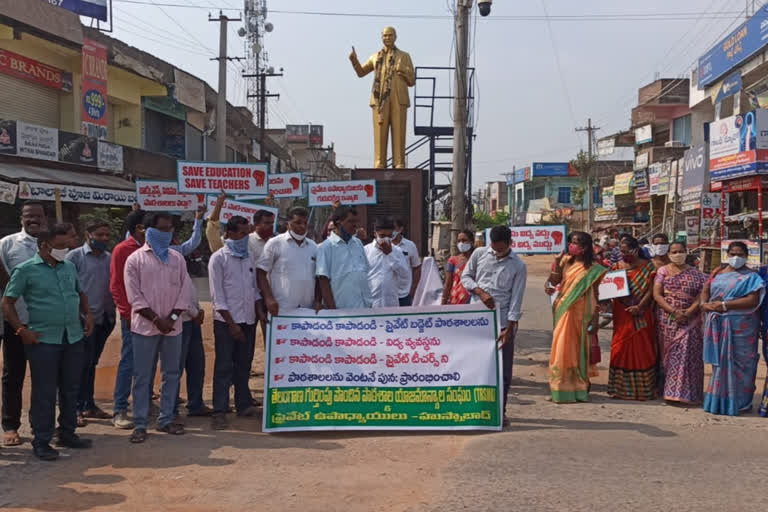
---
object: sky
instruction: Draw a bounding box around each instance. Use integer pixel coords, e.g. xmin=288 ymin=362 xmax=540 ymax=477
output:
xmin=103 ymin=0 xmax=751 ymax=189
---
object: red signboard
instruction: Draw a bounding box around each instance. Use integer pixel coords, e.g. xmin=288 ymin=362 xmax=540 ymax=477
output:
xmin=0 ymin=48 xmax=71 ymax=91
xmin=81 ymin=38 xmax=108 ymax=139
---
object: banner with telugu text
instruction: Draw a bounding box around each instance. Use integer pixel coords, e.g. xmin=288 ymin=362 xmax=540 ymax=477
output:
xmin=263 ymin=305 xmax=502 ymax=432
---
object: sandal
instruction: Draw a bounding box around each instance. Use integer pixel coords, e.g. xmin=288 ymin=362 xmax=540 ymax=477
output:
xmin=76 ymin=412 xmax=88 ymax=428
xmin=156 ymin=423 xmax=185 ymax=435
xmin=3 ymin=430 xmax=22 ymax=446
xmin=129 ymin=429 xmax=148 ymax=444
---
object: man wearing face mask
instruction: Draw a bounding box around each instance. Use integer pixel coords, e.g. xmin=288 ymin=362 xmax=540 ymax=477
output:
xmin=392 ymin=218 xmax=421 ymax=307
xmin=123 ymin=212 xmax=190 ymax=443
xmin=317 ymin=206 xmax=373 ymax=309
xmin=364 ymin=216 xmax=411 ymax=308
xmin=209 ymin=216 xmax=262 ymax=430
xmin=108 ymin=208 xmax=146 ymax=430
xmin=66 ymin=221 xmax=116 ymax=426
xmin=461 ymin=225 xmax=527 ymax=421
xmin=650 ymin=233 xmax=670 ymax=270
xmin=2 ymin=223 xmax=94 ymax=460
xmin=257 ymin=207 xmax=321 ymax=316
xmin=0 ymin=200 xmax=47 ymax=448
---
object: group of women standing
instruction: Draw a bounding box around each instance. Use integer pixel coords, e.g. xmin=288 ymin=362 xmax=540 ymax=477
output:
xmin=547 ymin=233 xmax=768 ymax=417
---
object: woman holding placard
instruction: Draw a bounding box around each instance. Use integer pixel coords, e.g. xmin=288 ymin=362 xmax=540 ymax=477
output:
xmin=700 ymin=241 xmax=764 ymax=416
xmin=547 ymin=232 xmax=606 ymax=403
xmin=652 ymin=242 xmax=707 ymax=405
xmin=608 ymin=236 xmax=658 ymax=400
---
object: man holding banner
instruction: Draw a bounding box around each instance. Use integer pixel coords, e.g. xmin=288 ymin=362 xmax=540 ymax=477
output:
xmin=461 ymin=225 xmax=527 ymax=417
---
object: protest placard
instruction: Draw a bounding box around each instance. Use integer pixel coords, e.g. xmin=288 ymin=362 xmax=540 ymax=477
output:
xmin=136 ymin=180 xmax=199 ymax=211
xmin=177 ymin=161 xmax=269 ymax=195
xmin=308 ymin=180 xmax=377 ymax=206
xmin=203 ymin=195 xmax=278 ymax=230
xmin=263 ymin=305 xmax=502 ymax=432
xmin=483 ymin=226 xmax=566 ymax=254
xmin=267 ymin=172 xmax=304 ymax=198
xmin=598 ymin=270 xmax=630 ymax=300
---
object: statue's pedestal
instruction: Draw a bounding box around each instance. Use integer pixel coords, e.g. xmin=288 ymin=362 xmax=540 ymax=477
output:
xmin=351 ymin=168 xmax=427 ymax=256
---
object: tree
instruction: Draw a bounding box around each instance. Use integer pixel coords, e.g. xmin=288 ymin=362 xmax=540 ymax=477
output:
xmin=472 ymin=209 xmax=509 ymax=230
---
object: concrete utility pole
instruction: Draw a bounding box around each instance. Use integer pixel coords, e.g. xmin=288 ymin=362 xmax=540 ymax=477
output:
xmin=575 ymin=118 xmax=600 ymax=232
xmin=243 ymin=70 xmax=282 ymax=161
xmin=209 ymin=11 xmax=243 ymax=162
xmin=450 ymin=0 xmax=471 ymax=254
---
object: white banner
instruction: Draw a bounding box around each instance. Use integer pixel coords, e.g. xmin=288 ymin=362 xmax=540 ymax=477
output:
xmin=598 ymin=270 xmax=629 ymax=300
xmin=308 ymin=180 xmax=377 ymax=206
xmin=17 ymin=121 xmax=58 ymax=161
xmin=136 ymin=180 xmax=199 ymax=211
xmin=267 ymin=172 xmax=304 ymax=198
xmin=484 ymin=225 xmax=566 ymax=254
xmin=97 ymin=140 xmax=124 ymax=172
xmin=18 ymin=181 xmax=136 ymax=206
xmin=203 ymin=195 xmax=278 ymax=228
xmin=263 ymin=305 xmax=501 ymax=432
xmin=177 ymin=161 xmax=269 ymax=195
xmin=635 ymin=124 xmax=652 ymax=145
xmin=0 ymin=180 xmax=18 ymax=204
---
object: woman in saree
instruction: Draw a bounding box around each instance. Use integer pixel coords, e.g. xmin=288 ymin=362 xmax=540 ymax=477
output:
xmin=546 ymin=232 xmax=607 ymax=403
xmin=441 ymin=229 xmax=475 ymax=305
xmin=652 ymin=242 xmax=707 ymax=404
xmin=608 ymin=236 xmax=658 ymax=400
xmin=701 ymin=241 xmax=764 ymax=416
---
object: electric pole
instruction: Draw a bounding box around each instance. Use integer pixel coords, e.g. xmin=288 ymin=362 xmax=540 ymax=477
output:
xmin=450 ymin=0 xmax=471 ymax=254
xmin=210 ymin=11 xmax=243 ymax=162
xmin=243 ymin=70 xmax=282 ymax=160
xmin=575 ymin=118 xmax=600 ymax=232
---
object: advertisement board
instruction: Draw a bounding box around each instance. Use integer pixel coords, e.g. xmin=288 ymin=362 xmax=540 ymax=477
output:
xmin=177 ymin=161 xmax=269 ymax=195
xmin=59 ymin=131 xmax=97 ymax=166
xmin=634 ymin=152 xmax=649 ymax=170
xmin=709 ymin=111 xmax=768 ymax=180
xmin=634 ymin=124 xmax=652 ymax=145
xmin=17 ymin=122 xmax=58 ymax=161
xmin=714 ymin=72 xmax=743 ymax=103
xmin=633 ymin=169 xmax=648 ymax=188
xmin=613 ymin=172 xmax=634 ymax=195
xmin=648 ymin=163 xmax=661 ymax=195
xmin=697 ymin=6 xmax=768 ymax=88
xmin=286 ymin=124 xmax=324 ymax=145
xmin=0 ymin=120 xmax=16 ymax=155
xmin=136 ymin=180 xmax=199 ymax=211
xmin=54 ymin=0 xmax=108 ymax=21
xmin=634 ymin=184 xmax=650 ymax=203
xmin=686 ymin=216 xmax=700 ymax=247
xmin=602 ymin=186 xmax=615 ymax=209
xmin=18 ymin=181 xmax=135 ymax=206
xmin=700 ymin=193 xmax=728 ymax=243
xmin=97 ymin=140 xmax=123 ymax=172
xmin=308 ymin=180 xmax=377 ymax=206
xmin=262 ymin=305 xmax=501 ymax=432
xmin=681 ymin=144 xmax=708 ymax=210
xmin=531 ymin=162 xmax=577 ymax=177
xmin=0 ymin=180 xmax=18 ymax=204
xmin=0 ymin=48 xmax=72 ymax=91
xmin=81 ymin=38 xmax=108 ymax=139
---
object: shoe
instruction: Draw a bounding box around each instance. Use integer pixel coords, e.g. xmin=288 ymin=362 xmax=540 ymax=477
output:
xmin=156 ymin=423 xmax=185 ymax=435
xmin=211 ymin=413 xmax=228 ymax=430
xmin=76 ymin=412 xmax=87 ymax=428
xmin=55 ymin=434 xmax=92 ymax=449
xmin=84 ymin=407 xmax=112 ymax=420
xmin=33 ymin=444 xmax=59 ymax=461
xmin=129 ymin=428 xmax=148 ymax=444
xmin=113 ymin=411 xmax=134 ymax=430
xmin=236 ymin=405 xmax=259 ymax=417
xmin=188 ymin=405 xmax=214 ymax=417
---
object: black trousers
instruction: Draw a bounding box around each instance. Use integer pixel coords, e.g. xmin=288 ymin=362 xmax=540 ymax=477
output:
xmin=501 ymin=333 xmax=515 ymax=413
xmin=2 ymin=321 xmax=27 ymax=432
xmin=24 ymin=335 xmax=85 ymax=448
xmin=212 ymin=321 xmax=256 ymax=414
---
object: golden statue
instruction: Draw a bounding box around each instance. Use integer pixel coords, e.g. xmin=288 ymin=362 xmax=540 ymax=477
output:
xmin=349 ymin=26 xmax=415 ymax=169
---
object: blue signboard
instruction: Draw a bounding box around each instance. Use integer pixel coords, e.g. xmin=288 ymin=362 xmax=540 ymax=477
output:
xmin=710 ymin=157 xmax=768 ymax=181
xmin=513 ymin=167 xmax=529 ymax=184
xmin=531 ymin=162 xmax=575 ymax=177
xmin=53 ymin=0 xmax=108 ymax=21
xmin=714 ymin=72 xmax=743 ymax=103
xmin=698 ymin=5 xmax=768 ymax=89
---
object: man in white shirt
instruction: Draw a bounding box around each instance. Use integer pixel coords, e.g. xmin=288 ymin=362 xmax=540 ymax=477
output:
xmin=392 ymin=218 xmax=421 ymax=306
xmin=364 ymin=217 xmax=411 ymax=308
xmin=257 ymin=207 xmax=320 ymax=316
xmin=249 ymin=209 xmax=275 ymax=266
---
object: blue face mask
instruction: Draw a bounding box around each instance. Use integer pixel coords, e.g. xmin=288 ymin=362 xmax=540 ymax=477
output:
xmin=339 ymin=226 xmax=353 ymax=242
xmin=89 ymin=239 xmax=108 ymax=252
xmin=146 ymin=227 xmax=173 ymax=263
xmin=225 ymin=237 xmax=249 ymax=258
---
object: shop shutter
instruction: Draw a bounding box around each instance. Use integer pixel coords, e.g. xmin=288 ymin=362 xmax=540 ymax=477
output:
xmin=0 ymin=74 xmax=60 ymax=127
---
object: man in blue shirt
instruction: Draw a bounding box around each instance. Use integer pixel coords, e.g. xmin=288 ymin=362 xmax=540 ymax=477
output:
xmin=66 ymin=220 xmax=116 ymax=426
xmin=2 ymin=223 xmax=94 ymax=461
xmin=317 ymin=206 xmax=372 ymax=309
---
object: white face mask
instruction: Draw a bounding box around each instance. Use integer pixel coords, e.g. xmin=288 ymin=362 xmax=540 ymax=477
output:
xmin=457 ymin=242 xmax=473 ymax=253
xmin=651 ymin=244 xmax=669 ymax=256
xmin=669 ymin=252 xmax=687 ymax=265
xmin=50 ymin=247 xmax=70 ymax=262
xmin=377 ymin=236 xmax=391 ymax=244
xmin=289 ymin=230 xmax=306 ymax=242
xmin=728 ymin=256 xmax=747 ymax=269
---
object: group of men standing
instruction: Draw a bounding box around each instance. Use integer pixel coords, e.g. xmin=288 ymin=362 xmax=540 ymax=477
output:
xmin=0 ymin=195 xmax=434 ymax=459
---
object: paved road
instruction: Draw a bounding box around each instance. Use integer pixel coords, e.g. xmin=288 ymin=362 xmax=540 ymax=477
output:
xmin=2 ymin=270 xmax=768 ymax=511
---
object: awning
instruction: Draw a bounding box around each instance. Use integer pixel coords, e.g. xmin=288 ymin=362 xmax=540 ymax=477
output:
xmin=0 ymin=162 xmax=134 ymax=190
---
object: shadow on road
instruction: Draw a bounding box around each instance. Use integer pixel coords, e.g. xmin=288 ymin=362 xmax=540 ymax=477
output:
xmin=506 ymin=417 xmax=676 ymax=438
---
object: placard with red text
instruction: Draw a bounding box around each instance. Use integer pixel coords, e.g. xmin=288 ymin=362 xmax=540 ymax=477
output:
xmin=136 ymin=180 xmax=199 ymax=211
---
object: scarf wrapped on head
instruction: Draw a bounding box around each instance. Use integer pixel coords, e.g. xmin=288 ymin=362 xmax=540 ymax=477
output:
xmin=372 ymin=47 xmax=397 ymax=124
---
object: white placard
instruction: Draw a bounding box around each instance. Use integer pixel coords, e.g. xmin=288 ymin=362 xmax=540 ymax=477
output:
xmin=598 ymin=270 xmax=630 ymax=301
xmin=177 ymin=161 xmax=269 ymax=195
xmin=136 ymin=180 xmax=199 ymax=211
xmin=308 ymin=180 xmax=377 ymax=206
xmin=203 ymin=195 xmax=278 ymax=229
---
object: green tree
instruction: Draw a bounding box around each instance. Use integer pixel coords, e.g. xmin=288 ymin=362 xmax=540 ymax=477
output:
xmin=472 ymin=209 xmax=510 ymax=230
xmin=78 ymin=207 xmax=130 ymax=251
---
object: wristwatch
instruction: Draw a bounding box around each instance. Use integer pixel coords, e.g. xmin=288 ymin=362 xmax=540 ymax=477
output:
xmin=170 ymin=313 xmax=179 ymax=321
xmin=721 ymin=301 xmax=727 ymax=312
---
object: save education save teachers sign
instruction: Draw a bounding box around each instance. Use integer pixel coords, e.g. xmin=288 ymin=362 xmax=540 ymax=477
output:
xmin=177 ymin=161 xmax=269 ymax=195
